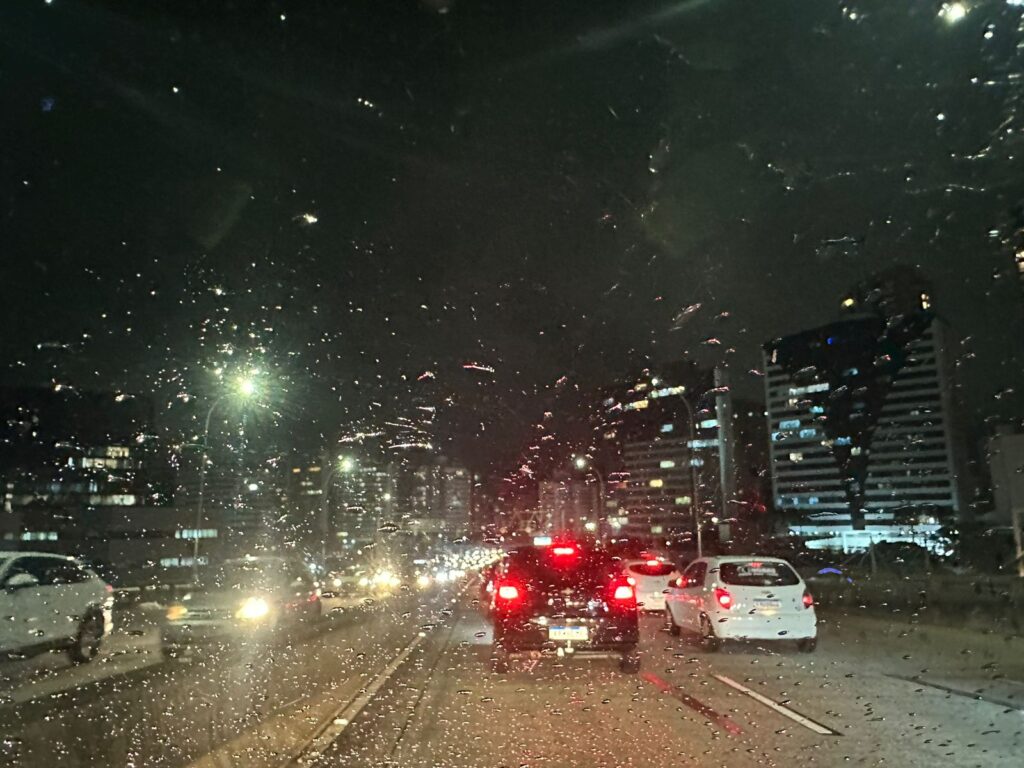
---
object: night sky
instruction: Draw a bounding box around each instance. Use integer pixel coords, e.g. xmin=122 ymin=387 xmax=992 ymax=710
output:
xmin=2 ymin=0 xmax=1023 ymax=472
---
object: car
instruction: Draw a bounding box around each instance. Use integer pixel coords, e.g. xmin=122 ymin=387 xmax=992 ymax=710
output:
xmin=161 ymin=555 xmax=320 ymax=657
xmin=489 ymin=542 xmax=640 ymax=673
xmin=622 ymin=556 xmax=682 ymax=612
xmin=664 ymin=556 xmax=817 ymax=652
xmin=0 ymin=551 xmax=114 ymax=663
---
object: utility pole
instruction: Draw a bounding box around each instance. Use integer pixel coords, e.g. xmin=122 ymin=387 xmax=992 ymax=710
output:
xmin=714 ymin=367 xmax=735 ymax=544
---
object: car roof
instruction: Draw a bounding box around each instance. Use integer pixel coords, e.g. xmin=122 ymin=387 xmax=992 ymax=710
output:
xmin=0 ymin=550 xmax=75 ymax=560
xmin=700 ymin=555 xmax=794 ymax=565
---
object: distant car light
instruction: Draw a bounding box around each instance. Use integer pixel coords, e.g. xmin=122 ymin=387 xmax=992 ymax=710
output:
xmin=332 ymin=577 xmax=342 ymax=588
xmin=166 ymin=604 xmax=188 ymax=621
xmin=236 ymin=597 xmax=271 ymax=621
xmin=416 ymin=574 xmax=432 ymax=589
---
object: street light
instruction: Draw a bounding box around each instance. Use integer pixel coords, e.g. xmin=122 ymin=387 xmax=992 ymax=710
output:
xmin=321 ymin=455 xmax=356 ymax=570
xmin=572 ymin=455 xmax=605 ymax=539
xmin=675 ymin=393 xmax=704 ymax=558
xmin=192 ymin=374 xmax=259 ymax=583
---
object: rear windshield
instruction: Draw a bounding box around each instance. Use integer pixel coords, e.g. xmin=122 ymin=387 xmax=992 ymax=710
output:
xmin=718 ymin=561 xmax=800 ymax=587
xmin=506 ymin=548 xmax=619 ymax=590
xmin=628 ymin=562 xmax=676 ymax=577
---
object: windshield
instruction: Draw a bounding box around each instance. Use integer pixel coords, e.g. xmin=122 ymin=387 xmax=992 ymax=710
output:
xmin=2 ymin=2 xmax=1022 ymax=767
xmin=718 ymin=561 xmax=801 ymax=587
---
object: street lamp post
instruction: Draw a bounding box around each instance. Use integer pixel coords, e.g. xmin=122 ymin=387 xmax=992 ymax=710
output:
xmin=320 ymin=455 xmax=355 ymax=572
xmin=191 ymin=376 xmax=258 ymax=584
xmin=573 ymin=456 xmax=606 ymax=540
xmin=676 ymin=394 xmax=703 ymax=558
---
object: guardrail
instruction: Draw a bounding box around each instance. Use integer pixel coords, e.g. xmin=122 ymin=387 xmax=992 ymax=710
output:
xmin=805 ymin=573 xmax=1023 ymax=633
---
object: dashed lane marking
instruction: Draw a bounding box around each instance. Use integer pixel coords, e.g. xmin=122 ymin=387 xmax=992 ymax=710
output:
xmin=712 ymin=674 xmax=839 ymax=736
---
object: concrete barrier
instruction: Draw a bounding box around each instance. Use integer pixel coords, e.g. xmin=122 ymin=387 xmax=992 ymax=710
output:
xmin=805 ymin=574 xmax=1023 ymax=633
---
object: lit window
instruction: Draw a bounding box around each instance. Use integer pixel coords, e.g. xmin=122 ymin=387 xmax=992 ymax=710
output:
xmin=842 ymin=297 xmax=855 ymax=308
xmin=699 ymin=419 xmax=718 ymax=429
xmin=660 ymin=423 xmax=674 ymax=433
xmin=798 ymin=428 xmax=817 ymax=439
xmin=659 ymin=460 xmax=675 ymax=469
xmin=674 ymin=496 xmax=692 ymax=505
xmin=920 ymin=292 xmax=931 ymax=309
xmin=690 ymin=458 xmax=704 ymax=467
xmin=780 ymin=419 xmax=800 ymax=430
xmin=789 ymin=452 xmax=803 ymax=462
xmin=649 ymin=479 xmax=664 ymax=488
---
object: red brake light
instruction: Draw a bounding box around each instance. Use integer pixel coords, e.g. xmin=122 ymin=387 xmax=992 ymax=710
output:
xmin=613 ymin=584 xmax=635 ymax=601
xmin=802 ymin=590 xmax=814 ymax=609
xmin=497 ymin=584 xmax=520 ymax=601
xmin=645 ymin=559 xmax=660 ymax=567
xmin=551 ymin=546 xmax=577 ymax=557
xmin=626 ymin=576 xmax=636 ymax=586
xmin=714 ymin=587 xmax=733 ymax=609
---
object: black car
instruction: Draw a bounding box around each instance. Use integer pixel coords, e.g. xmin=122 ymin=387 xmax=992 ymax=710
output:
xmin=489 ymin=543 xmax=640 ymax=673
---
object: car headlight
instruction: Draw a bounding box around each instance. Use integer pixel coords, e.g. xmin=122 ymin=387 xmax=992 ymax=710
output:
xmin=166 ymin=604 xmax=188 ymax=621
xmin=358 ymin=576 xmax=370 ymax=587
xmin=236 ymin=597 xmax=271 ymax=621
xmin=332 ymin=577 xmax=342 ymax=588
xmin=416 ymin=574 xmax=431 ymax=589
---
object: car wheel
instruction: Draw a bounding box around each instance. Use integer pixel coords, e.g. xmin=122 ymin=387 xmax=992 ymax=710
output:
xmin=69 ymin=612 xmax=103 ymax=663
xmin=797 ymin=637 xmax=817 ymax=653
xmin=491 ymin=645 xmax=510 ymax=674
xmin=619 ymin=649 xmax=641 ymax=673
xmin=699 ymin=616 xmax=720 ymax=653
xmin=665 ymin=609 xmax=680 ymax=636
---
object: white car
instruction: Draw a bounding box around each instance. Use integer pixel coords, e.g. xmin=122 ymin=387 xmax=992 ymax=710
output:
xmin=664 ymin=556 xmax=817 ymax=652
xmin=0 ymin=551 xmax=114 ymax=662
xmin=622 ymin=558 xmax=681 ymax=612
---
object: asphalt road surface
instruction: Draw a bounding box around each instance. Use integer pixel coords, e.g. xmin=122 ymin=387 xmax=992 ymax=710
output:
xmin=1 ymin=583 xmax=1021 ymax=768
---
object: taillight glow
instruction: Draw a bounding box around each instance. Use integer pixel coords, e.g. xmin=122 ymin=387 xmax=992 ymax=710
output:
xmin=551 ymin=546 xmax=577 ymax=557
xmin=714 ymin=587 xmax=733 ymax=609
xmin=645 ymin=559 xmax=661 ymax=567
xmin=626 ymin=576 xmax=636 ymax=586
xmin=497 ymin=584 xmax=520 ymax=601
xmin=802 ymin=590 xmax=814 ymax=609
xmin=612 ymin=584 xmax=635 ymax=601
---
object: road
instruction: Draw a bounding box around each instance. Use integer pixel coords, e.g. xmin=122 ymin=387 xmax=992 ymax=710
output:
xmin=1 ymin=583 xmax=1021 ymax=767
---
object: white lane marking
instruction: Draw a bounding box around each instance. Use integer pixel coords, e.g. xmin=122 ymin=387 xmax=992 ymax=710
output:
xmin=713 ymin=674 xmax=838 ymax=736
xmin=290 ymin=633 xmax=425 ymax=763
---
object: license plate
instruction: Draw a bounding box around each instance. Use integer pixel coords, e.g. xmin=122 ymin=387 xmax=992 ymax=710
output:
xmin=754 ymin=599 xmax=781 ymax=610
xmin=549 ymin=626 xmax=588 ymax=641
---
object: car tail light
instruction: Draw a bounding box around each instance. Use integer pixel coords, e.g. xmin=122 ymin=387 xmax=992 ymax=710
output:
xmin=613 ymin=584 xmax=635 ymax=601
xmin=551 ymin=546 xmax=577 ymax=557
xmin=645 ymin=559 xmax=660 ymax=567
xmin=714 ymin=587 xmax=733 ymax=610
xmin=802 ymin=590 xmax=814 ymax=609
xmin=496 ymin=583 xmax=520 ymax=602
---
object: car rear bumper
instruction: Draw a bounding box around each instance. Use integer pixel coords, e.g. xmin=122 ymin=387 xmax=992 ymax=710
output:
xmin=495 ymin=617 xmax=639 ymax=652
xmin=711 ymin=611 xmax=817 ymax=641
xmin=637 ymin=593 xmax=666 ymax=611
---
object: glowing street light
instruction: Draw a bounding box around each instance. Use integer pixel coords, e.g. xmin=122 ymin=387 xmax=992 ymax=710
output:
xmin=574 ymin=456 xmax=588 ymax=471
xmin=939 ymin=2 xmax=968 ymax=23
xmin=191 ymin=373 xmax=261 ymax=582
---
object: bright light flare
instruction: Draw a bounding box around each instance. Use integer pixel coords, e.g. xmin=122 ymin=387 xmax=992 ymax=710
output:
xmin=939 ymin=2 xmax=968 ymax=23
xmin=236 ymin=597 xmax=270 ymax=621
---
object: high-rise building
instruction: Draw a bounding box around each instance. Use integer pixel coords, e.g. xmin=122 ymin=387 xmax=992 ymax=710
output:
xmin=598 ymin=363 xmax=741 ymax=544
xmin=763 ymin=269 xmax=968 ymax=552
xmin=538 ymin=471 xmax=600 ymax=535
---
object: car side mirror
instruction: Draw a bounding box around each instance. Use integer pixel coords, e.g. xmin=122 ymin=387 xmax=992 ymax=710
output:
xmin=4 ymin=573 xmax=39 ymax=590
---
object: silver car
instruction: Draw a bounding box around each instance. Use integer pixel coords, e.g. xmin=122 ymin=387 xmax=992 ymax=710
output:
xmin=161 ymin=556 xmax=320 ymax=657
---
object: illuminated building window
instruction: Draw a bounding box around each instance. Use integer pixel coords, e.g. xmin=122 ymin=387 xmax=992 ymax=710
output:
xmin=798 ymin=428 xmax=817 ymax=439
xmin=674 ymin=496 xmax=691 ymax=505
xmin=659 ymin=460 xmax=676 ymax=469
xmin=842 ymin=297 xmax=855 ymax=308
xmin=699 ymin=419 xmax=718 ymax=429
xmin=789 ymin=452 xmax=803 ymax=462
xmin=920 ymin=292 xmax=931 ymax=309
xmin=175 ymin=528 xmax=218 ymax=540
xmin=649 ymin=479 xmax=664 ymax=488
xmin=660 ymin=423 xmax=674 ymax=433
xmin=690 ymin=458 xmax=704 ymax=467
xmin=780 ymin=419 xmax=800 ymax=430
